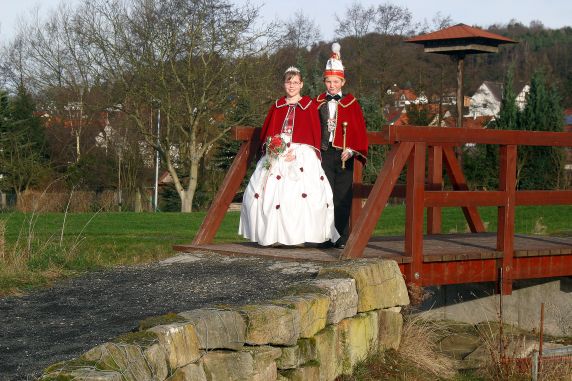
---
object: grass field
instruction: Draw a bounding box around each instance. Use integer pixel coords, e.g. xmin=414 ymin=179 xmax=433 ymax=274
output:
xmin=0 ymin=205 xmax=571 ymax=294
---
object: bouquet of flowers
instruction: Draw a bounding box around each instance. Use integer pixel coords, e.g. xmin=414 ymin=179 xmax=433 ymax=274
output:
xmin=263 ymin=134 xmax=287 ymax=169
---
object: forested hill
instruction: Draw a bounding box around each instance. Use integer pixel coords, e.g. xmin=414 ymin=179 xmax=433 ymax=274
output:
xmin=285 ymin=22 xmax=572 ymax=107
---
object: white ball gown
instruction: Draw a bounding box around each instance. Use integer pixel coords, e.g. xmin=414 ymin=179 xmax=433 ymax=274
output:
xmin=239 ymin=132 xmax=339 ymax=246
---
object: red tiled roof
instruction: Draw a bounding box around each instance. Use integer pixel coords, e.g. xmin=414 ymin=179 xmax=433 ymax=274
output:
xmin=393 ymin=112 xmax=410 ymax=126
xmin=443 ymin=115 xmax=494 ymax=129
xmin=406 ymin=23 xmax=516 ymax=44
xmin=397 ymin=89 xmax=418 ymax=101
xmin=385 ymin=109 xmax=403 ymax=124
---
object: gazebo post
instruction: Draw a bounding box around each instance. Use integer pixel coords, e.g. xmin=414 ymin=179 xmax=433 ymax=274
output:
xmin=405 ymin=23 xmax=517 ymax=130
xmin=456 ymin=54 xmax=465 ymax=129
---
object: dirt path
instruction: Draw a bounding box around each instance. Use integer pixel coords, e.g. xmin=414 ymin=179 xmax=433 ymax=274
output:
xmin=0 ymin=252 xmax=321 ymax=381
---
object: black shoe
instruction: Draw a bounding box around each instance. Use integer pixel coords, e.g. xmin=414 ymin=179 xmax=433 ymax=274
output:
xmin=334 ymin=239 xmax=346 ymax=249
xmin=318 ymin=241 xmax=334 ymax=249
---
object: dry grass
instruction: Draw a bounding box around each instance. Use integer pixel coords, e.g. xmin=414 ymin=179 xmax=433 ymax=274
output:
xmin=15 ymin=190 xmax=121 ymax=212
xmin=473 ymin=321 xmax=572 ymax=381
xmin=398 ymin=314 xmax=458 ymax=379
xmin=407 ymin=283 xmax=433 ymax=306
xmin=337 ymin=312 xmax=458 ymax=381
xmin=0 ymin=188 xmax=95 ymax=296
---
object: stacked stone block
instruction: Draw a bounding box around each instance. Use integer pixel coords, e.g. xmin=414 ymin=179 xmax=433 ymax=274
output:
xmin=40 ymin=259 xmax=409 ymax=381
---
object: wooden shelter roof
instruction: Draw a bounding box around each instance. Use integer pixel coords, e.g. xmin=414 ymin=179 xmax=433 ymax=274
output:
xmin=405 ymin=23 xmax=516 ymax=55
xmin=406 ymin=23 xmax=516 ymax=44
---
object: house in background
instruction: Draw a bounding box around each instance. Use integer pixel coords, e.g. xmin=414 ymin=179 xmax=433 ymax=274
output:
xmin=469 ymin=81 xmax=530 ymax=118
xmin=430 ymin=89 xmax=457 ymax=106
xmin=386 ymin=85 xmax=428 ymax=107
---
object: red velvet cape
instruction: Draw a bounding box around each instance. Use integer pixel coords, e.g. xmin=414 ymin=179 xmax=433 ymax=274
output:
xmin=315 ymin=93 xmax=368 ymax=162
xmin=260 ymin=96 xmax=321 ymax=157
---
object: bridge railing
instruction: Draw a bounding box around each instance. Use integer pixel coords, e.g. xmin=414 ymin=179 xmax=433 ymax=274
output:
xmin=344 ymin=125 xmax=572 ymax=294
xmin=193 ymin=125 xmax=572 ymax=294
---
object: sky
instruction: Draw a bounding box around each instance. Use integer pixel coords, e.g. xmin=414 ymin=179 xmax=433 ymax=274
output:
xmin=1 ymin=0 xmax=571 ymax=42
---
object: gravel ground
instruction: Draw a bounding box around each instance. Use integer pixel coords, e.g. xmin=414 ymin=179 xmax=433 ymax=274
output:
xmin=0 ymin=252 xmax=323 ymax=381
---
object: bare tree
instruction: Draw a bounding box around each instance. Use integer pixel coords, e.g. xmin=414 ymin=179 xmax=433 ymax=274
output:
xmin=374 ymin=3 xmax=414 ymax=36
xmin=417 ymin=12 xmax=454 ymax=34
xmin=335 ymin=2 xmax=377 ymax=39
xmin=282 ymin=10 xmax=321 ymax=50
xmin=5 ymin=3 xmax=105 ymax=164
xmin=69 ymin=0 xmax=274 ymax=212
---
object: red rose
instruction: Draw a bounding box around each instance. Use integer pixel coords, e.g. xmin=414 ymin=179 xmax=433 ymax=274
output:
xmin=270 ymin=135 xmax=282 ymax=147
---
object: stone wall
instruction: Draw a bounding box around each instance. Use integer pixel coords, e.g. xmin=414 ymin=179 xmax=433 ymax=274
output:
xmin=40 ymin=259 xmax=409 ymax=381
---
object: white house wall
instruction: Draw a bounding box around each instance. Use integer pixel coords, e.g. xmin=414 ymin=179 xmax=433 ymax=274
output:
xmin=469 ymin=84 xmax=500 ymax=117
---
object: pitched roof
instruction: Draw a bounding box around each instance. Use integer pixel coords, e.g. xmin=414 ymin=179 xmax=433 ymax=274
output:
xmin=482 ymin=81 xmax=503 ymax=101
xmin=393 ymin=112 xmax=410 ymax=126
xmin=443 ymin=115 xmax=494 ymax=129
xmin=384 ymin=107 xmax=405 ymax=125
xmin=405 ymin=23 xmax=516 ymax=44
xmin=475 ymin=81 xmax=529 ymax=102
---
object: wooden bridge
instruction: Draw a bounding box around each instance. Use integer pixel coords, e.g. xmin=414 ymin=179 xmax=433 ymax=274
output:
xmin=178 ymin=125 xmax=572 ymax=295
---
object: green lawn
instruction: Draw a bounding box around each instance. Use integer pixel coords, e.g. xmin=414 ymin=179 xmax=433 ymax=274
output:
xmin=0 ymin=205 xmax=571 ymax=294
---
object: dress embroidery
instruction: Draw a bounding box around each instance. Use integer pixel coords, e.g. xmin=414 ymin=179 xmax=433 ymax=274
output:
xmin=282 ymin=104 xmax=296 ymax=136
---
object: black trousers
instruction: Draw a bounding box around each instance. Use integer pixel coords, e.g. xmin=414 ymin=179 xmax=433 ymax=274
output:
xmin=321 ymin=146 xmax=354 ymax=243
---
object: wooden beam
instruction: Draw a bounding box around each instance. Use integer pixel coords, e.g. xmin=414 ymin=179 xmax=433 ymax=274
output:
xmin=233 ymin=126 xmax=261 ymax=141
xmin=456 ymin=55 xmax=464 ymax=130
xmin=351 ymin=159 xmax=364 ymax=229
xmin=497 ymin=145 xmax=517 ymax=294
xmin=516 ymin=191 xmax=572 ymax=205
xmin=425 ymin=191 xmax=505 ymax=207
xmin=398 ymin=255 xmax=572 ymax=286
xmin=192 ymin=138 xmax=260 ymax=244
xmin=427 ymin=146 xmax=443 ymax=234
xmin=341 ymin=142 xmax=414 ymax=259
xmin=425 ymin=44 xmax=499 ymax=54
xmin=386 ymin=125 xmax=572 ymax=147
xmin=405 ymin=143 xmax=427 ymax=286
xmin=442 ymin=146 xmax=486 ymax=232
xmin=367 ymin=131 xmax=392 ymax=145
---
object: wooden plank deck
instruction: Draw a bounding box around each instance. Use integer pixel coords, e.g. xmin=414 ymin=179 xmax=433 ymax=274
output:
xmin=174 ymin=233 xmax=572 ymax=264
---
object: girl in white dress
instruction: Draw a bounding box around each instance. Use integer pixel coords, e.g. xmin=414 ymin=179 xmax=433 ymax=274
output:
xmin=239 ymin=67 xmax=339 ymax=246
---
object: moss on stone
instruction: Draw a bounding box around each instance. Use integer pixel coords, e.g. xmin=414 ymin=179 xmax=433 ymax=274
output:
xmin=43 ymin=358 xmax=102 ymax=373
xmin=39 ymin=375 xmax=74 ymax=381
xmin=112 ymin=330 xmax=159 ymax=347
xmin=137 ymin=312 xmax=186 ymax=330
xmin=303 ymin=359 xmax=320 ymax=367
xmin=281 ymin=282 xmax=329 ymax=297
xmin=41 ymin=358 xmax=104 ymax=380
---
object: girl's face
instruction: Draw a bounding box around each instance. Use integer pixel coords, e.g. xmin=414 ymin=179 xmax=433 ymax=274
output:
xmin=284 ymin=74 xmax=303 ymax=98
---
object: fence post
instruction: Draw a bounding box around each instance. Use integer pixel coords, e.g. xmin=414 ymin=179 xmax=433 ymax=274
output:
xmin=427 ymin=145 xmax=443 ymax=234
xmin=531 ymin=350 xmax=539 ymax=381
xmin=405 ymin=142 xmax=426 ymax=286
xmin=497 ymin=144 xmax=517 ymax=295
xmin=350 ymin=159 xmax=364 ymax=230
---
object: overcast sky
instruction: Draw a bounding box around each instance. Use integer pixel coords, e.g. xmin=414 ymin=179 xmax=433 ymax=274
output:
xmin=1 ymin=0 xmax=571 ymax=42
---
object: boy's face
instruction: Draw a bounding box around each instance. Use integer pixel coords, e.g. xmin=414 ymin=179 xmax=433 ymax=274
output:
xmin=324 ymin=76 xmax=345 ymax=95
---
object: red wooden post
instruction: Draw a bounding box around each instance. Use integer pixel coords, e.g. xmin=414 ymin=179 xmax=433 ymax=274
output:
xmin=351 ymin=159 xmax=364 ymax=230
xmin=192 ymin=128 xmax=260 ymax=245
xmin=427 ymin=145 xmax=443 ymax=234
xmin=341 ymin=142 xmax=413 ymax=259
xmin=497 ymin=144 xmax=517 ymax=294
xmin=442 ymin=146 xmax=486 ymax=232
xmin=405 ymin=143 xmax=427 ymax=286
